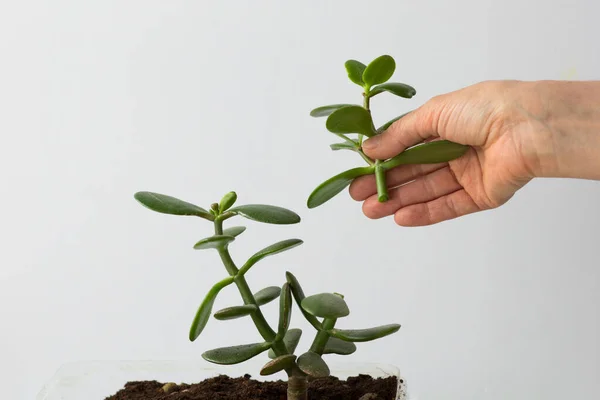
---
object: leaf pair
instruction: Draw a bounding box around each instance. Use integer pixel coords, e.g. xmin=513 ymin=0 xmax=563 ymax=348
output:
xmin=307 ymin=140 xmax=469 ymax=208
xmin=345 ymin=55 xmax=396 ymax=89
xmin=134 ymin=191 xmax=301 ymax=225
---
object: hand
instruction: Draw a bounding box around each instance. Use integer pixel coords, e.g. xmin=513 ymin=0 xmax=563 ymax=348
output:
xmin=349 ymin=80 xmax=600 ymax=226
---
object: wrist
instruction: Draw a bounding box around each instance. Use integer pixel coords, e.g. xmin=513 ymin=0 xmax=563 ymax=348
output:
xmin=528 ymin=80 xmax=600 ymax=179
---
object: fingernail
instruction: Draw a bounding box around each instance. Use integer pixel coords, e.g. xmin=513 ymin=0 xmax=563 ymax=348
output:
xmin=362 ymin=136 xmax=381 ymax=150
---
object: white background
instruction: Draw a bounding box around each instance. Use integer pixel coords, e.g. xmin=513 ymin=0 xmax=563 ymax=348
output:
xmin=1 ymin=1 xmax=599 ymax=399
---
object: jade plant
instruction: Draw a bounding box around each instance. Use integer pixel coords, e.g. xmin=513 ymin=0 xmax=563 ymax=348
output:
xmin=133 ymin=190 xmax=401 ymax=400
xmin=307 ymin=54 xmax=468 ymax=208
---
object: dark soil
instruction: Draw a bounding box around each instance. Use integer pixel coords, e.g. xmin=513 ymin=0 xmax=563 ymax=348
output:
xmin=104 ymin=373 xmax=399 ymax=400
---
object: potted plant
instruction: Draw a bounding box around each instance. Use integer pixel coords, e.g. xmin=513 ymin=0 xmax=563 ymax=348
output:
xmin=37 ymin=54 xmax=467 ymax=400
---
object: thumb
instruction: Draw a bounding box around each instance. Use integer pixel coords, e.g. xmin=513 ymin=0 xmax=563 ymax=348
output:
xmin=362 ymin=100 xmax=442 ymax=160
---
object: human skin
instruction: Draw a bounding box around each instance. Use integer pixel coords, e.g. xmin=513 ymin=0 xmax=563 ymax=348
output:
xmin=348 ymin=80 xmax=600 ymax=226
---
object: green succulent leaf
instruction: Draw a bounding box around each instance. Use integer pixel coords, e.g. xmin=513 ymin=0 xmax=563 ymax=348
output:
xmin=310 ymin=104 xmax=355 ymax=118
xmin=326 ymin=105 xmax=376 ymax=137
xmin=377 ymin=111 xmax=411 ymax=134
xmin=254 ymin=286 xmax=282 ymax=306
xmin=213 ymin=304 xmax=257 ymax=320
xmin=268 ymin=328 xmax=302 ymax=359
xmin=285 ymin=272 xmax=322 ymax=330
xmin=330 ymin=142 xmax=358 ymax=152
xmin=307 ymin=166 xmax=375 ymax=209
xmin=189 ymin=276 xmax=235 ymax=341
xmin=239 ymin=239 xmax=304 ymax=275
xmin=228 ymin=204 xmax=301 ymax=225
xmin=381 ymin=140 xmax=469 ymax=170
xmin=369 ymin=82 xmax=416 ymax=99
xmin=222 ymin=226 xmax=246 ymax=237
xmin=219 ymin=191 xmax=237 ymax=213
xmin=193 ymin=235 xmax=235 ymax=250
xmin=134 ymin=191 xmax=213 ymax=220
xmin=363 ymin=55 xmax=396 ymax=87
xmin=260 ymin=354 xmax=297 ymax=376
xmin=329 ymin=324 xmax=401 ymax=342
xmin=323 ymin=337 xmax=357 ymax=355
xmin=297 ymin=351 xmax=330 ymax=378
xmin=202 ymin=342 xmax=271 ymax=365
xmin=278 ymin=283 xmax=292 ymax=336
xmin=344 ymin=60 xmax=367 ymax=86
xmin=301 ymin=293 xmax=350 ymax=319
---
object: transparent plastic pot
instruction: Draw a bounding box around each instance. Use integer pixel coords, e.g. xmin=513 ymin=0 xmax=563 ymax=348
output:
xmin=37 ymin=359 xmax=408 ymax=399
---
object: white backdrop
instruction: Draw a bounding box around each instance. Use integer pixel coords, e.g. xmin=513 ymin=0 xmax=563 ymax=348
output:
xmin=1 ymin=1 xmax=599 ymax=399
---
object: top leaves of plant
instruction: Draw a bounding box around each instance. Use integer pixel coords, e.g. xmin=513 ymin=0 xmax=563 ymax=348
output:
xmin=310 ymin=104 xmax=355 ymax=118
xmin=134 ymin=191 xmax=212 ymax=220
xmin=228 ymin=205 xmax=301 ymax=225
xmin=219 ymin=191 xmax=237 ymax=213
xmin=239 ymin=239 xmax=304 ymax=275
xmin=362 ymin=55 xmax=396 ymax=87
xmin=326 ymin=106 xmax=376 ymax=137
xmin=368 ymin=82 xmax=416 ymax=99
xmin=189 ymin=276 xmax=235 ymax=341
xmin=301 ymin=293 xmax=350 ymax=319
xmin=344 ymin=60 xmax=367 ymax=86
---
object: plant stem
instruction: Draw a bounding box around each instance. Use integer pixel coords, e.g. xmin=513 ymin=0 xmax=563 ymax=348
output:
xmin=309 ymin=318 xmax=336 ymax=355
xmin=362 ymin=88 xmax=389 ymax=201
xmin=213 ymin=217 xmax=304 ymax=378
xmin=374 ymin=162 xmax=389 ymax=202
xmin=287 ymin=375 xmax=308 ymax=400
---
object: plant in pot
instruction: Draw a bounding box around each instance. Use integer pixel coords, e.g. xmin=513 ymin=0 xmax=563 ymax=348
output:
xmin=101 ymin=190 xmax=402 ymax=399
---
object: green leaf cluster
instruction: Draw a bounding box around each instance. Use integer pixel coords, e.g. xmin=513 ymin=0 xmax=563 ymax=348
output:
xmin=308 ymin=54 xmax=469 ymax=208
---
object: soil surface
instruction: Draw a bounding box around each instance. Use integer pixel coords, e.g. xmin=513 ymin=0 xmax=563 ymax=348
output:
xmin=104 ymin=373 xmax=399 ymax=400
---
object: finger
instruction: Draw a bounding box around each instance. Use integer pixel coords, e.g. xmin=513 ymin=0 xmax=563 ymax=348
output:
xmin=349 ymin=162 xmax=447 ymax=201
xmin=394 ymin=189 xmax=481 ymax=226
xmin=362 ymin=97 xmax=445 ymax=160
xmin=362 ymin=166 xmax=462 ymax=219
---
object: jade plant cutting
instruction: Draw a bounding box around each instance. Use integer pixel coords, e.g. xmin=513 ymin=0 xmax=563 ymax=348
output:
xmin=133 ymin=190 xmax=401 ymax=400
xmin=307 ymin=54 xmax=469 ymax=208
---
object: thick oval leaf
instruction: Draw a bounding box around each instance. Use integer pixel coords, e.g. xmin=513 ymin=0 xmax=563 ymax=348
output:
xmin=239 ymin=239 xmax=304 ymax=275
xmin=134 ymin=191 xmax=212 ymax=220
xmin=326 ymin=105 xmax=376 ymax=137
xmin=381 ymin=140 xmax=469 ymax=170
xmin=376 ymin=111 xmax=411 ymax=134
xmin=219 ymin=191 xmax=237 ymax=213
xmin=323 ymin=337 xmax=357 ymax=355
xmin=229 ymin=204 xmax=301 ymax=225
xmin=285 ymin=272 xmax=322 ymax=330
xmin=310 ymin=104 xmax=355 ymax=118
xmin=369 ymin=82 xmax=416 ymax=99
xmin=330 ymin=142 xmax=358 ymax=152
xmin=278 ymin=283 xmax=292 ymax=336
xmin=363 ymin=55 xmax=396 ymax=87
xmin=345 ymin=60 xmax=367 ymax=86
xmin=222 ymin=226 xmax=246 ymax=237
xmin=301 ymin=293 xmax=350 ymax=319
xmin=254 ymin=286 xmax=282 ymax=306
xmin=193 ymin=235 xmax=235 ymax=250
xmin=202 ymin=342 xmax=271 ymax=365
xmin=260 ymin=354 xmax=297 ymax=376
xmin=268 ymin=328 xmax=302 ymax=359
xmin=213 ymin=304 xmax=257 ymax=320
xmin=297 ymin=351 xmax=330 ymax=378
xmin=307 ymin=166 xmax=375 ymax=209
xmin=189 ymin=276 xmax=235 ymax=341
xmin=329 ymin=324 xmax=401 ymax=342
